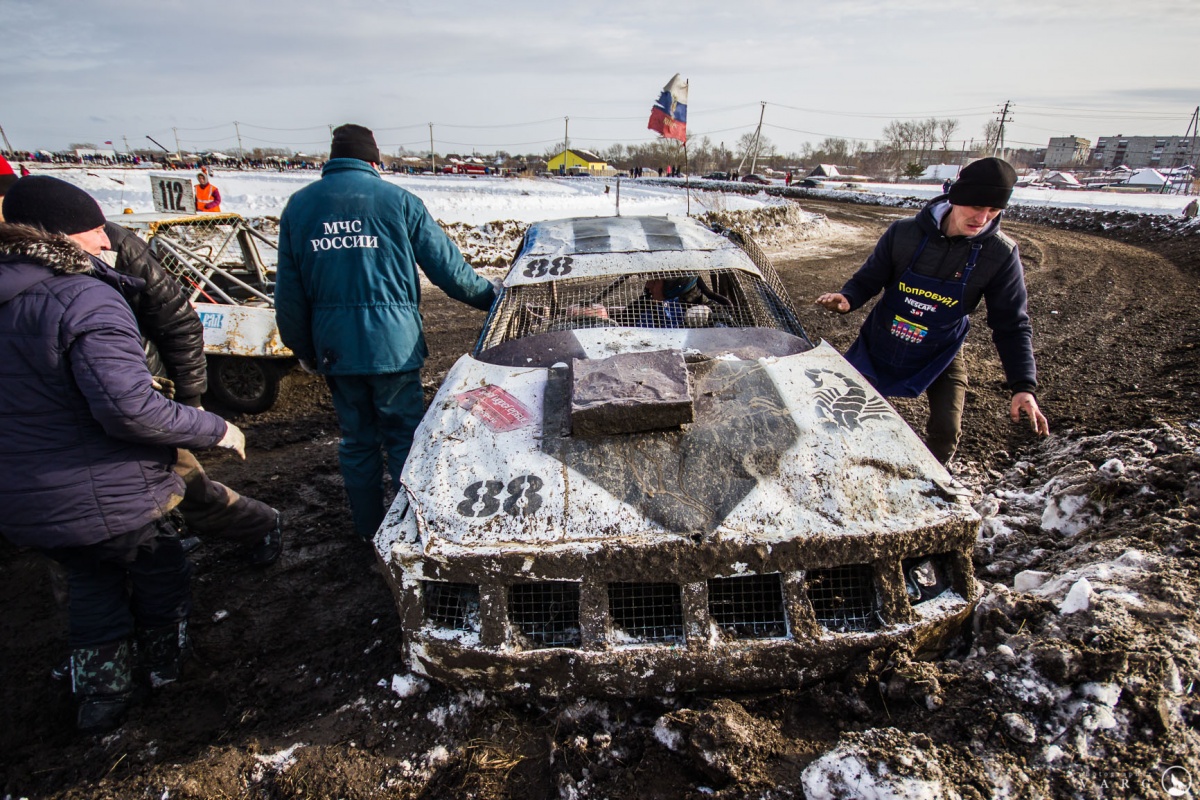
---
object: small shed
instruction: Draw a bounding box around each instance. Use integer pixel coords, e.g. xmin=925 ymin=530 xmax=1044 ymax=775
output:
xmin=1045 ymin=172 xmax=1082 ymax=189
xmin=547 ymin=149 xmax=609 ymax=174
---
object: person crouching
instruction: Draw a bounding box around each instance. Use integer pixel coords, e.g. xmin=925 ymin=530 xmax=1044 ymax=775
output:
xmin=0 ymin=177 xmax=247 ymax=733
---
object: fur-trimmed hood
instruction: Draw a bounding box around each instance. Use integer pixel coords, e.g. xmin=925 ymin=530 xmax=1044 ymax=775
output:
xmin=0 ymin=223 xmax=96 ymax=306
xmin=0 ymin=222 xmax=92 ymax=275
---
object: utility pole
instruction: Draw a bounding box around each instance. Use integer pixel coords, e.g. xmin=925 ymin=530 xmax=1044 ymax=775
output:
xmin=738 ymin=102 xmax=766 ymax=176
xmin=563 ymin=116 xmax=569 ymax=174
xmin=234 ymin=121 xmax=245 ymax=163
xmin=0 ymin=123 xmax=13 ymax=156
xmin=994 ymin=101 xmax=1012 ymax=159
xmin=429 ymin=123 xmax=436 ymax=173
xmin=1170 ymin=106 xmax=1199 ymax=194
xmin=122 ymin=135 xmax=130 ymax=153
xmin=172 ymin=127 xmax=182 ymax=162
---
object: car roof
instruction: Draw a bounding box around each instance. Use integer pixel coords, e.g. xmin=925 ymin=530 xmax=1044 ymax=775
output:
xmin=504 ymin=215 xmax=763 ymax=288
xmin=107 ymin=211 xmax=245 ymax=233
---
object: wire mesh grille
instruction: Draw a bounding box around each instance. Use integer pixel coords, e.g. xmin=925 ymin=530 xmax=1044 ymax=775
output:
xmin=508 ymin=582 xmax=582 ymax=648
xmin=423 ymin=582 xmax=481 ymax=632
xmin=479 ymin=266 xmax=804 ymax=351
xmin=707 ymin=574 xmax=789 ymax=639
xmin=805 ymin=566 xmax=880 ymax=633
xmin=138 ymin=216 xmax=276 ymax=306
xmin=608 ymin=582 xmax=684 ymax=644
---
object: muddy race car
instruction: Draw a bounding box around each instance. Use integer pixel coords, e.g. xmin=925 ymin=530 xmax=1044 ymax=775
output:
xmin=108 ymin=211 xmax=294 ymax=413
xmin=374 ymin=215 xmax=981 ymax=696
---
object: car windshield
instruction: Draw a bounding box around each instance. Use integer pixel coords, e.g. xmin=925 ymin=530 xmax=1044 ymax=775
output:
xmin=476 ymin=266 xmax=808 ymax=353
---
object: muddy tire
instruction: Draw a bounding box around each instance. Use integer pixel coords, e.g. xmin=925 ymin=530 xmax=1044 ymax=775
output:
xmin=205 ymin=356 xmax=284 ymax=414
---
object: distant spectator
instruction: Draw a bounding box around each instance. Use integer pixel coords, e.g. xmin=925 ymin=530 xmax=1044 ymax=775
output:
xmin=0 ymin=155 xmax=16 ymax=199
xmin=194 ymin=172 xmax=221 ymax=212
xmin=942 ymin=178 xmax=953 ymax=194
xmin=1183 ymin=198 xmax=1199 ymax=219
xmin=785 ymin=171 xmax=793 ymax=186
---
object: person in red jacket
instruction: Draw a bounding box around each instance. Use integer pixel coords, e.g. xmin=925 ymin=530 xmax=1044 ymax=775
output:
xmin=0 ymin=155 xmax=16 ymax=200
xmin=194 ymin=171 xmax=221 ymax=212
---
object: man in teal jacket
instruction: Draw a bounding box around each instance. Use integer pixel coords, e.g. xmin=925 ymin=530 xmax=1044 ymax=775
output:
xmin=276 ymin=124 xmax=496 ymax=538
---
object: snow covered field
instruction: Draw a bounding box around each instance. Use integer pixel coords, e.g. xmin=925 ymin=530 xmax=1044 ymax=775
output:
xmin=29 ymin=165 xmax=1196 ymax=226
xmin=852 ymin=180 xmax=1197 ymax=217
xmin=34 ymin=167 xmax=786 ymax=224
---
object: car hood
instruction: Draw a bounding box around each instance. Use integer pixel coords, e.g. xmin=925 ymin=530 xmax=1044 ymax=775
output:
xmin=391 ymin=335 xmax=974 ymax=557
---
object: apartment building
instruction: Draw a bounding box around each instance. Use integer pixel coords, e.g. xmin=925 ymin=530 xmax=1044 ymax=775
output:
xmin=1090 ymin=135 xmax=1199 ymax=170
xmin=1044 ymin=136 xmax=1091 ymax=169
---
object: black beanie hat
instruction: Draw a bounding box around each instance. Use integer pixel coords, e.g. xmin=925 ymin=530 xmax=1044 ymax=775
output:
xmin=3 ymin=176 xmax=106 ymax=235
xmin=948 ymin=157 xmax=1017 ymax=209
xmin=330 ymin=124 xmax=381 ymax=164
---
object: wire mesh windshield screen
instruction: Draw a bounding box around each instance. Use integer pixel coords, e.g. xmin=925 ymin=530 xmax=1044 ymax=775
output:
xmin=143 ymin=217 xmax=275 ymax=306
xmin=478 ymin=266 xmax=804 ymax=351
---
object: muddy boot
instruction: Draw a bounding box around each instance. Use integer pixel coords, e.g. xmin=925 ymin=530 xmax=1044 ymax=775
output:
xmin=345 ymin=485 xmax=386 ymax=540
xmin=136 ymin=620 xmax=189 ymax=688
xmin=248 ymin=510 xmax=284 ymax=568
xmin=72 ymin=639 xmax=133 ymax=734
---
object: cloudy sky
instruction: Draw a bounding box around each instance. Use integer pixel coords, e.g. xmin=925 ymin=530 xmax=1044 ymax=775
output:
xmin=5 ymin=0 xmax=1197 ymax=157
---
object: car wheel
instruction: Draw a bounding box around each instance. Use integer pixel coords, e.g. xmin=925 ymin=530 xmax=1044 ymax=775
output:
xmin=205 ymin=356 xmax=283 ymax=414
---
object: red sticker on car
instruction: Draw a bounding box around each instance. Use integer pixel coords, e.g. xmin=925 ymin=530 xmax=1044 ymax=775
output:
xmin=456 ymin=385 xmax=533 ymax=432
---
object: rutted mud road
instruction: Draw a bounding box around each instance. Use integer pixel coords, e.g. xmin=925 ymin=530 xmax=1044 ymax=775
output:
xmin=2 ymin=196 xmax=1198 ymax=799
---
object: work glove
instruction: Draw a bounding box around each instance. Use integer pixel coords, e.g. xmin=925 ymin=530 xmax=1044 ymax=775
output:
xmin=150 ymin=376 xmax=176 ymax=400
xmin=217 ymin=422 xmax=246 ymax=459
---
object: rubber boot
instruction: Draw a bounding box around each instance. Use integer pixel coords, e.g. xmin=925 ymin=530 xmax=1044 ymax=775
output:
xmin=248 ymin=510 xmax=284 ymax=567
xmin=345 ymin=485 xmax=386 ymax=540
xmin=136 ymin=619 xmax=188 ymax=688
xmin=72 ymin=639 xmax=133 ymax=734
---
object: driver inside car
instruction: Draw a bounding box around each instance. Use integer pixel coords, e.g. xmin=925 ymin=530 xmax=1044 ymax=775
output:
xmin=622 ymin=275 xmax=733 ymax=328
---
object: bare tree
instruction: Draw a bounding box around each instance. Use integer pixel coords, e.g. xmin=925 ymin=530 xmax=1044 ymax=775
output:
xmin=982 ymin=120 xmax=1002 ymax=155
xmin=936 ymin=119 xmax=960 ymax=154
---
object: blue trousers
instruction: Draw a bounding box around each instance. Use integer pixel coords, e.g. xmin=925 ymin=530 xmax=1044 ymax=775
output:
xmin=325 ymin=371 xmax=424 ymax=537
xmin=46 ymin=517 xmax=191 ymax=648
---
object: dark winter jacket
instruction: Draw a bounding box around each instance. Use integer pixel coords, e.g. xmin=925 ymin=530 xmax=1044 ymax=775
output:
xmin=0 ymin=223 xmax=228 ymax=549
xmin=838 ymin=197 xmax=1038 ymax=394
xmin=104 ymin=222 xmax=208 ymax=405
xmin=275 ymin=158 xmax=495 ymax=374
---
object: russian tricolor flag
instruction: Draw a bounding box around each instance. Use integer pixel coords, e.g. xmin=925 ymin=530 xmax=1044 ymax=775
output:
xmin=648 ymin=74 xmax=688 ymax=143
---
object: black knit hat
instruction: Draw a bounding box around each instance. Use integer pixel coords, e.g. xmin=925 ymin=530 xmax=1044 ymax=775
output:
xmin=948 ymin=157 xmax=1017 ymax=209
xmin=3 ymin=176 xmax=106 ymax=235
xmin=330 ymin=124 xmax=381 ymax=164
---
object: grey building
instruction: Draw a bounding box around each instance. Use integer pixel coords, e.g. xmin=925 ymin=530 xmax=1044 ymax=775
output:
xmin=1090 ymin=135 xmax=1199 ymax=170
xmin=1045 ymin=136 xmax=1091 ymax=169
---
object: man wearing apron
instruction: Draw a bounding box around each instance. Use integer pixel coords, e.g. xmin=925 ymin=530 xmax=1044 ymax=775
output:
xmin=816 ymin=157 xmax=1049 ymax=463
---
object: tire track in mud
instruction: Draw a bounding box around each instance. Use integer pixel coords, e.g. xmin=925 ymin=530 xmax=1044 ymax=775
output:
xmin=3 ymin=198 xmax=1199 ymax=799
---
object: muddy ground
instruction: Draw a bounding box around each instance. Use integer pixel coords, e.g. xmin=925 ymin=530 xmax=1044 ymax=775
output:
xmin=3 ymin=195 xmax=1199 ymax=798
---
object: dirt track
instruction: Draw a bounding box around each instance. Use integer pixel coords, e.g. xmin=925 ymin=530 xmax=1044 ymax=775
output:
xmin=3 ymin=196 xmax=1199 ymax=799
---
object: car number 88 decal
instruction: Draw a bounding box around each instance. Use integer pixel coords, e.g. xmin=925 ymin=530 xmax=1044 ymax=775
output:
xmin=521 ymin=256 xmax=573 ymax=279
xmin=457 ymin=475 xmax=544 ymax=518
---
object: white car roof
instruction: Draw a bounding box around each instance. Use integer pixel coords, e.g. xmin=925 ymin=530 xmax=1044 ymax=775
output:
xmin=504 ymin=215 xmax=762 ymax=287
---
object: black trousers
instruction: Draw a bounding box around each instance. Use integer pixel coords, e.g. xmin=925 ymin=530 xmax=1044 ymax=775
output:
xmin=44 ymin=517 xmax=192 ymax=648
xmin=924 ymin=353 xmax=969 ymax=464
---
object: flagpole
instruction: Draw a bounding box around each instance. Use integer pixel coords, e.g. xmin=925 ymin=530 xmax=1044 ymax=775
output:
xmin=684 ymin=140 xmax=690 ymax=216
